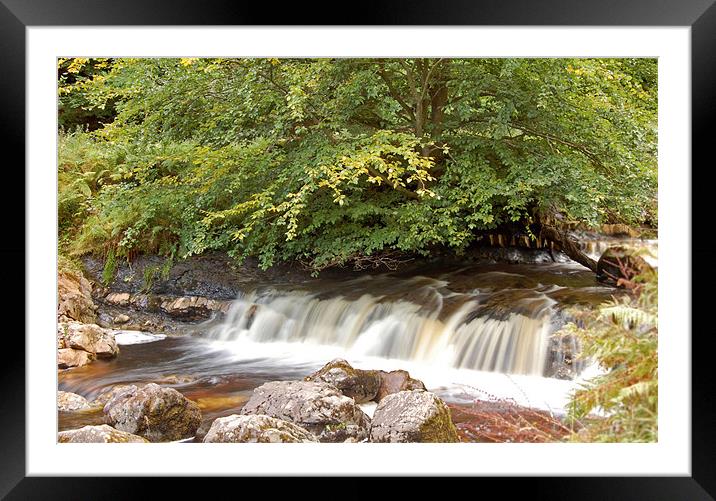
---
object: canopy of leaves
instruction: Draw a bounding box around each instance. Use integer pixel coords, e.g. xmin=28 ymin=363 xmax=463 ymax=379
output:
xmin=57 ymin=57 xmax=657 ymax=272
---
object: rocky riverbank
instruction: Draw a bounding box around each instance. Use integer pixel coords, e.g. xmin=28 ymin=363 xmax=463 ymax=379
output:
xmin=58 ymin=359 xmax=462 ymax=443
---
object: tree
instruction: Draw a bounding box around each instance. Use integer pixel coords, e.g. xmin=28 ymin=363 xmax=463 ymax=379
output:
xmin=58 ymin=57 xmax=657 ymax=273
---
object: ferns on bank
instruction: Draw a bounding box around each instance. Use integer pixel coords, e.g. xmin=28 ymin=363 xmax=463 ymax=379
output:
xmin=566 ymin=271 xmax=658 ymax=442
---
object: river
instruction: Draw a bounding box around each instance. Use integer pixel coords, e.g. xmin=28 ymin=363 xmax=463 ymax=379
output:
xmin=59 ymin=257 xmax=641 ymax=436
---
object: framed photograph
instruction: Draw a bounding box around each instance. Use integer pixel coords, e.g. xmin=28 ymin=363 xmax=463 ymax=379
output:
xmin=5 ymin=0 xmax=713 ymax=497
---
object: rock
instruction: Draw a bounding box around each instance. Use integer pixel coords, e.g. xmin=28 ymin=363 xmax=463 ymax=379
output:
xmin=64 ymin=322 xmax=119 ymax=359
xmin=57 ymin=391 xmax=91 ymax=412
xmin=58 ymin=424 xmax=149 ymax=443
xmin=92 ymin=384 xmax=135 ymax=407
xmin=57 ymin=269 xmax=97 ymax=324
xmin=374 ymin=370 xmax=427 ymax=402
xmin=114 ymin=314 xmax=130 ymax=324
xmin=203 ymin=414 xmax=318 ymax=443
xmin=304 ymin=359 xmax=381 ymax=404
xmin=58 ymin=348 xmax=95 ymax=369
xmin=194 ymin=420 xmax=213 ymax=443
xmin=105 ymin=292 xmax=131 ymax=306
xmin=369 ymin=390 xmax=459 ymax=443
xmin=155 ymin=374 xmax=196 ymax=385
xmin=596 ymin=246 xmax=653 ymax=287
xmin=159 ymin=296 xmax=225 ymax=320
xmin=240 ymin=381 xmax=370 ymax=442
xmin=103 ymin=383 xmax=202 ymax=442
xmin=104 ymin=292 xmax=130 ymax=306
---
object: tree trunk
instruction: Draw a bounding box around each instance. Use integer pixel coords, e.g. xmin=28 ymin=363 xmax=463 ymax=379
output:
xmin=540 ymin=224 xmax=598 ymax=272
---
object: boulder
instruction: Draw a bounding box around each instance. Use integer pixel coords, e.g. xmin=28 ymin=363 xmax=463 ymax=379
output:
xmin=57 ymin=269 xmax=97 ymax=324
xmin=374 ymin=370 xmax=427 ymax=402
xmin=304 ymin=359 xmax=381 ymax=404
xmin=203 ymin=414 xmax=318 ymax=443
xmin=57 ymin=391 xmax=91 ymax=412
xmin=92 ymin=384 xmax=135 ymax=407
xmin=58 ymin=424 xmax=148 ymax=443
xmin=103 ymin=383 xmax=202 ymax=442
xmin=369 ymin=390 xmax=459 ymax=443
xmin=596 ymin=246 xmax=653 ymax=287
xmin=58 ymin=348 xmax=95 ymax=369
xmin=240 ymin=381 xmax=370 ymax=442
xmin=64 ymin=322 xmax=119 ymax=359
xmin=114 ymin=314 xmax=130 ymax=324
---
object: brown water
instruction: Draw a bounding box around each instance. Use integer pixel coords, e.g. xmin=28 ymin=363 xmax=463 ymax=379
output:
xmin=59 ymin=261 xmax=620 ymax=434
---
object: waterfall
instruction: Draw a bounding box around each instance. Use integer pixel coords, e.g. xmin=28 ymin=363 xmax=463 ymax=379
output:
xmin=204 ymin=275 xmax=559 ymax=377
xmin=577 ymin=236 xmax=659 ymax=266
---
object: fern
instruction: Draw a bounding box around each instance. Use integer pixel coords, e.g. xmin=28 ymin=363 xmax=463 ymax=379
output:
xmin=598 ymin=305 xmax=656 ymax=330
xmin=567 ymin=272 xmax=658 ymax=442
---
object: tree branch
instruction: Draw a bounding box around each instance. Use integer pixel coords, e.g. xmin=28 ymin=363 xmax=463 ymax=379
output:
xmin=377 ymin=65 xmax=415 ymax=122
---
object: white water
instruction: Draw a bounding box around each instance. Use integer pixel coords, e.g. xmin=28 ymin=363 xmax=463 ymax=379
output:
xmin=199 ymin=336 xmax=600 ymax=413
xmin=206 ymin=277 xmax=558 ymax=377
xmin=114 ymin=330 xmax=167 ymax=345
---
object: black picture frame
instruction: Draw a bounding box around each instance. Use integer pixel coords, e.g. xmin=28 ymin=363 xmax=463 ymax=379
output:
xmin=3 ymin=0 xmax=713 ymax=498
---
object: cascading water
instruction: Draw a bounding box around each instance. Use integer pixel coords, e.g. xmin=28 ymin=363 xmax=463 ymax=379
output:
xmin=576 ymin=235 xmax=659 ymax=267
xmin=58 ymin=262 xmax=620 ymax=432
xmin=204 ymin=273 xmax=563 ymax=377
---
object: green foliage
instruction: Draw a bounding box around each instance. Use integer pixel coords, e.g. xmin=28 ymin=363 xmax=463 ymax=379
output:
xmin=58 ymin=58 xmax=117 ymax=130
xmin=566 ymin=272 xmax=658 ymax=442
xmin=141 ymin=256 xmax=174 ymax=292
xmin=102 ymin=247 xmax=117 ymax=286
xmin=58 ymin=57 xmax=657 ymax=271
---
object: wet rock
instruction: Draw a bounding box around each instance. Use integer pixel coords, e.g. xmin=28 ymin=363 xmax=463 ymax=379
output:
xmin=374 ymin=370 xmax=427 ymax=402
xmin=103 ymin=383 xmax=202 ymax=442
xmin=81 ymin=252 xmax=316 ymax=300
xmin=64 ymin=322 xmax=119 ymax=359
xmin=57 ymin=269 xmax=97 ymax=324
xmin=596 ymin=246 xmax=653 ymax=287
xmin=155 ymin=374 xmax=196 ymax=386
xmin=114 ymin=314 xmax=130 ymax=324
xmin=58 ymin=348 xmax=95 ymax=369
xmin=304 ymin=359 xmax=381 ymax=404
xmin=57 ymin=391 xmax=91 ymax=412
xmin=203 ymin=414 xmax=318 ymax=443
xmin=545 ymin=327 xmax=584 ymax=380
xmin=240 ymin=381 xmax=370 ymax=442
xmin=58 ymin=424 xmax=149 ymax=443
xmin=369 ymin=390 xmax=459 ymax=443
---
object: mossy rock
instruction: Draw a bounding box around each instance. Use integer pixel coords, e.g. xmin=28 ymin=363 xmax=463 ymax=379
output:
xmin=369 ymin=390 xmax=459 ymax=443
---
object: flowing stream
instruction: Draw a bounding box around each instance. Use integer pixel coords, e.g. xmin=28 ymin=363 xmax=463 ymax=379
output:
xmin=58 ymin=253 xmax=653 ymax=433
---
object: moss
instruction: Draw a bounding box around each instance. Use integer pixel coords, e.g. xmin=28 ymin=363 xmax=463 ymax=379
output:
xmin=418 ymin=402 xmax=459 ymax=443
